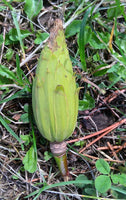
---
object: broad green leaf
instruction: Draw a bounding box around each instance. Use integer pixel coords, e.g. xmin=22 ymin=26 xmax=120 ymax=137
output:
xmin=89 ymin=31 xmax=109 ymax=49
xmin=79 ymin=93 xmax=95 ymax=111
xmin=116 ymin=36 xmax=126 ymax=53
xmin=34 ymin=32 xmax=49 ymax=44
xmin=4 ymin=48 xmax=14 ymax=61
xmin=24 ymin=104 xmax=29 ymax=112
xmin=108 ymin=73 xmax=121 ymax=89
xmin=20 ymin=113 xmax=29 ymax=123
xmin=0 ymin=64 xmax=17 ymax=80
xmin=95 ymin=159 xmax=110 ymax=174
xmin=107 ymin=5 xmax=125 ymax=19
xmin=107 ymin=63 xmax=120 ymax=73
xmin=75 ymin=174 xmax=89 ymax=188
xmin=107 ymin=62 xmax=126 ymax=88
xmin=24 ymin=0 xmax=43 ymax=20
xmin=23 ymin=145 xmax=37 ymax=173
xmin=5 ymin=33 xmax=14 ymax=45
xmin=9 ymin=28 xmax=32 ymax=42
xmin=89 ymin=35 xmax=105 ymax=49
xmin=84 ymin=187 xmax=96 ymax=196
xmin=95 ymin=175 xmax=111 ymax=193
xmin=74 ymin=140 xmax=86 ymax=147
xmin=98 ymin=32 xmax=110 ymax=44
xmin=44 ymin=151 xmax=52 ymax=161
xmin=20 ymin=104 xmax=30 ymax=123
xmin=65 ymin=20 xmax=82 ymax=38
xmin=20 ymin=134 xmax=31 ymax=146
xmin=93 ymin=52 xmax=100 ymax=62
xmin=111 ymin=173 xmax=119 ymax=184
xmin=108 ymin=65 xmax=126 ymax=80
xmin=93 ymin=64 xmax=108 ymax=76
xmin=111 ymin=173 xmax=126 ymax=186
xmin=0 ymin=75 xmax=13 ymax=85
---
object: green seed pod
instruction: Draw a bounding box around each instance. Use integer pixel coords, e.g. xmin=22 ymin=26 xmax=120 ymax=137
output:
xmin=32 ymin=19 xmax=78 ymax=142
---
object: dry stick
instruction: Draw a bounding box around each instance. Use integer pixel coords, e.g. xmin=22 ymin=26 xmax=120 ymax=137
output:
xmin=67 ymin=126 xmax=112 ymax=144
xmin=115 ymin=142 xmax=126 ymax=154
xmin=81 ymin=77 xmax=105 ymax=94
xmin=79 ymin=118 xmax=126 ymax=153
xmin=109 ymin=23 xmax=115 ymax=50
xmin=20 ymin=40 xmax=47 ymax=67
xmin=79 ymin=127 xmax=114 ymax=153
xmin=107 ymin=89 xmax=126 ymax=103
xmin=81 ymin=153 xmax=125 ymax=164
xmin=89 ymin=89 xmax=126 ymax=116
xmin=67 ymin=118 xmax=126 ymax=145
xmin=97 ymin=145 xmax=122 ymax=150
xmin=107 ymin=142 xmax=119 ymax=161
xmin=100 ymin=96 xmax=120 ymax=119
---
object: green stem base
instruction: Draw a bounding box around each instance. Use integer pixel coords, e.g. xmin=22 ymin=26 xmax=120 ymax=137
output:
xmin=54 ymin=153 xmax=69 ymax=181
xmin=50 ymin=141 xmax=69 ymax=181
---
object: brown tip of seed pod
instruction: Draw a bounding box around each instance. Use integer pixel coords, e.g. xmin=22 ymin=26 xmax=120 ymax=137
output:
xmin=48 ymin=19 xmax=63 ymax=49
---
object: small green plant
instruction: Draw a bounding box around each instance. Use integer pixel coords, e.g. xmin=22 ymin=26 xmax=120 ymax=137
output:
xmin=23 ymin=145 xmax=37 ymax=173
xmin=74 ymin=159 xmax=126 ymax=199
xmin=95 ymin=159 xmax=126 ymax=194
xmin=24 ymin=0 xmax=43 ymax=31
xmin=95 ymin=159 xmax=111 ymax=193
xmin=22 ymin=117 xmax=37 ymax=173
xmin=44 ymin=151 xmax=53 ymax=162
xmin=19 ymin=103 xmax=30 ymax=123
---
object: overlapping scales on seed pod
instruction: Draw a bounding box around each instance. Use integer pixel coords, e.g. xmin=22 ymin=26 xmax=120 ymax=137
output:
xmin=32 ymin=19 xmax=78 ymax=142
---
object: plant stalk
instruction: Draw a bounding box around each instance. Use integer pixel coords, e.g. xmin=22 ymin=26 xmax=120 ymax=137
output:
xmin=50 ymin=141 xmax=69 ymax=181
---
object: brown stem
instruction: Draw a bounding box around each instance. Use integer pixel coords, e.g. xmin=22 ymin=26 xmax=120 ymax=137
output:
xmin=50 ymin=141 xmax=69 ymax=181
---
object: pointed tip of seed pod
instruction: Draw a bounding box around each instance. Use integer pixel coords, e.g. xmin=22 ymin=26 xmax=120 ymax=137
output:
xmin=49 ymin=19 xmax=63 ymax=48
xmin=51 ymin=18 xmax=63 ymax=33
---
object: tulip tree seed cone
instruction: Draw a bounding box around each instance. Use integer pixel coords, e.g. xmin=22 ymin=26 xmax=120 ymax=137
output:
xmin=32 ymin=19 xmax=79 ymax=143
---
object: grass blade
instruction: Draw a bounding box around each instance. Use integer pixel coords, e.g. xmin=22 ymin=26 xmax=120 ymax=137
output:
xmin=16 ymin=54 xmax=31 ymax=86
xmin=16 ymin=54 xmax=23 ymax=84
xmin=11 ymin=10 xmax=25 ymax=55
xmin=111 ymin=185 xmax=126 ymax=195
xmin=25 ymin=180 xmax=93 ymax=199
xmin=0 ymin=115 xmax=22 ymax=143
xmin=0 ymin=86 xmax=31 ymax=104
xmin=79 ymin=8 xmax=91 ymax=71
